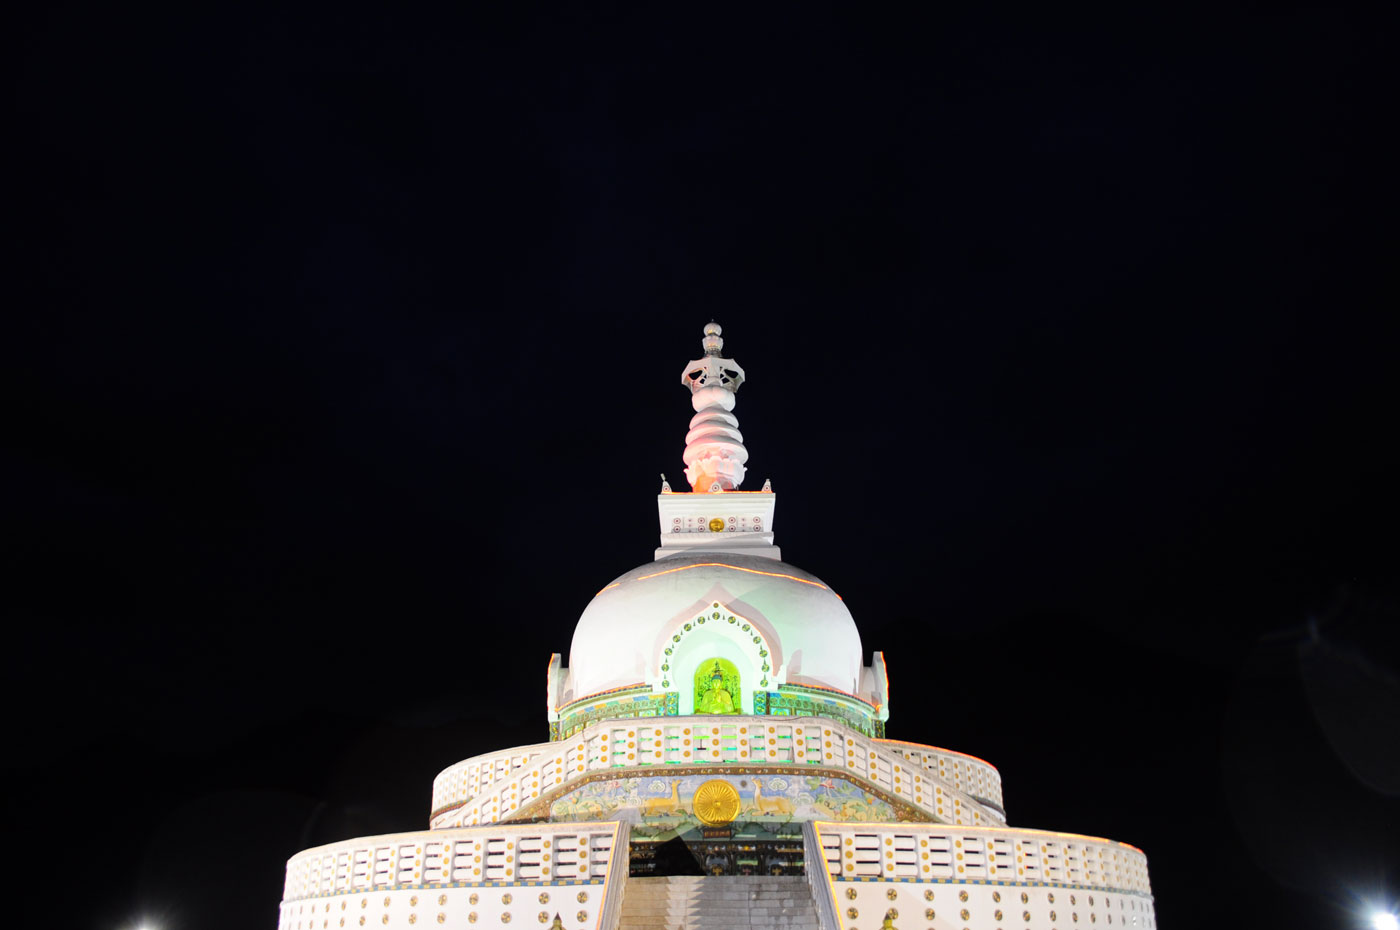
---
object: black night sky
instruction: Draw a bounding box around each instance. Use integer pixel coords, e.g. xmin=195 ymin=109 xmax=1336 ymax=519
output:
xmin=10 ymin=2 xmax=1398 ymax=929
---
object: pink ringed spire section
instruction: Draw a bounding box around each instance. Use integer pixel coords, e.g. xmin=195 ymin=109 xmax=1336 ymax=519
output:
xmin=680 ymin=322 xmax=749 ymax=491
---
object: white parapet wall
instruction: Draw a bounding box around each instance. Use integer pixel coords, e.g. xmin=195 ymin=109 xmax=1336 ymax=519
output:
xmin=874 ymin=738 xmax=1005 ymax=816
xmin=429 ymin=741 xmax=554 ymax=817
xmin=429 ymin=716 xmax=1006 ymax=830
xmin=277 ymin=822 xmax=627 ymax=930
xmin=810 ymin=821 xmax=1155 ymax=930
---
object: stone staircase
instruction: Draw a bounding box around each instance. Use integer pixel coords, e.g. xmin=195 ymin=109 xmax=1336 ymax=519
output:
xmin=618 ymin=875 xmax=823 ymax=930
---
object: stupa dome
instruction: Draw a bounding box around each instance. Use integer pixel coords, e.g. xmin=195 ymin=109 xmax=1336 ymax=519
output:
xmin=566 ymin=552 xmax=864 ymax=708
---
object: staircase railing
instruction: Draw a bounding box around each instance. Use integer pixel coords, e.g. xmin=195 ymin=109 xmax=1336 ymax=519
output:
xmin=598 ymin=820 xmax=630 ymax=930
xmin=802 ymin=821 xmax=840 ymax=930
xmin=429 ymin=741 xmax=553 ymax=814
xmin=874 ymin=737 xmax=1006 ymax=818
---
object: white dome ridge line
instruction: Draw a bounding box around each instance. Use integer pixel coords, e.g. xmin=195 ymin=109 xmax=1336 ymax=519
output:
xmin=594 ymin=559 xmax=833 ymax=598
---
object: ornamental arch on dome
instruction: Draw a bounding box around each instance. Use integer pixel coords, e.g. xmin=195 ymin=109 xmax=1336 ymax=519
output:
xmin=655 ymin=602 xmax=782 ymax=716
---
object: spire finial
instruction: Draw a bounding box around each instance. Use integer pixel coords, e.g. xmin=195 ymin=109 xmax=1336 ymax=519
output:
xmin=680 ymin=322 xmax=748 ymax=491
xmin=702 ymin=321 xmax=724 ymax=356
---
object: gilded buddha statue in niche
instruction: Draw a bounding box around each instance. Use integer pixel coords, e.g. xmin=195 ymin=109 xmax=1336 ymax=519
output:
xmin=696 ymin=660 xmax=740 ymax=714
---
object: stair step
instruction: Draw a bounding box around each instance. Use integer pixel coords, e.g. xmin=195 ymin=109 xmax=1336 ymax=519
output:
xmin=619 ymin=875 xmax=821 ymax=930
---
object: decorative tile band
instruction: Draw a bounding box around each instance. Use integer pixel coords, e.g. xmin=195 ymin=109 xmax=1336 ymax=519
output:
xmin=510 ymin=764 xmax=929 ymax=825
xmin=762 ymin=688 xmax=884 ymax=737
xmin=552 ymin=686 xmax=883 ymax=743
xmin=558 ymin=684 xmax=653 ymax=713
xmin=781 ymin=681 xmax=878 ymax=711
xmin=554 ymin=693 xmax=676 ymax=741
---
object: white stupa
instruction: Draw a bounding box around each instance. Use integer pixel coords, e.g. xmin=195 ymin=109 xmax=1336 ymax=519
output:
xmin=276 ymin=324 xmax=1156 ymax=930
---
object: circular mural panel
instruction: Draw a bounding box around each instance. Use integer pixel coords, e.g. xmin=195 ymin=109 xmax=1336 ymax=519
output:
xmin=691 ymin=779 xmax=741 ymax=825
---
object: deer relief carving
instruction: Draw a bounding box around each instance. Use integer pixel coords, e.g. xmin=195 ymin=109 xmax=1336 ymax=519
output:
xmin=642 ymin=781 xmax=681 ymax=817
xmin=752 ymin=780 xmax=793 ymax=816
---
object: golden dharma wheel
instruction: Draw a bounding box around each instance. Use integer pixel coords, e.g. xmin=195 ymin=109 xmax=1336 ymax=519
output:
xmin=691 ymin=779 xmax=741 ymax=825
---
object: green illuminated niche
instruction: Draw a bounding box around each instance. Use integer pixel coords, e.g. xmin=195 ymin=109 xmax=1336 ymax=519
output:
xmin=695 ymin=658 xmax=741 ymax=715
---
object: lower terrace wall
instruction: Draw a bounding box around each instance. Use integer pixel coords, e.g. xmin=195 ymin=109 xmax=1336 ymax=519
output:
xmin=809 ymin=821 xmax=1155 ymax=930
xmin=277 ymin=822 xmax=627 ymax=930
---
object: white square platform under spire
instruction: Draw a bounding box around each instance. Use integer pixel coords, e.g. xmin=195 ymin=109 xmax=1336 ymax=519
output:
xmin=654 ymin=489 xmax=780 ymax=560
